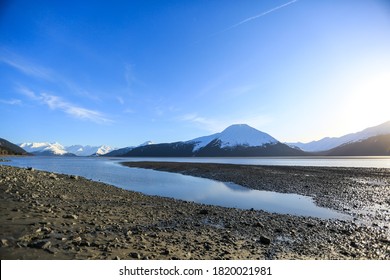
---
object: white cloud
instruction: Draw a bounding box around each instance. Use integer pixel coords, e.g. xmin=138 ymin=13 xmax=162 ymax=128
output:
xmin=39 ymin=93 xmax=112 ymax=124
xmin=117 ymin=96 xmax=125 ymax=105
xmin=2 ymin=51 xmax=100 ymax=101
xmin=0 ymin=99 xmax=22 ymax=105
xmin=0 ymin=55 xmax=52 ymax=80
xmin=16 ymin=85 xmax=40 ymax=100
xmin=179 ymin=113 xmax=271 ymax=133
xmin=180 ymin=113 xmax=220 ymax=131
xmin=17 ymin=86 xmax=112 ymax=124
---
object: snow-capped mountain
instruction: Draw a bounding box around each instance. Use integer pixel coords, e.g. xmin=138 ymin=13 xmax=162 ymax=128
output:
xmin=110 ymin=124 xmax=305 ymax=157
xmin=139 ymin=141 xmax=154 ymax=146
xmin=188 ymin=124 xmax=278 ymax=151
xmin=20 ymin=142 xmax=72 ymax=156
xmin=290 ymin=121 xmax=390 ymax=152
xmin=66 ymin=145 xmax=115 ymax=156
xmin=19 ymin=142 xmax=115 ymax=156
xmin=325 ymin=134 xmax=390 ymax=156
xmin=104 ymin=141 xmax=154 ymax=156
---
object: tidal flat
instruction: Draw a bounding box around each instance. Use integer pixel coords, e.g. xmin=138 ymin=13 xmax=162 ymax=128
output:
xmin=0 ymin=163 xmax=389 ymax=260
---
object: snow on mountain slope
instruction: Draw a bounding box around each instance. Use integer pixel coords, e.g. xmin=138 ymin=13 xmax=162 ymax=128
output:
xmin=138 ymin=141 xmax=154 ymax=147
xmin=102 ymin=141 xmax=154 ymax=156
xmin=188 ymin=133 xmax=220 ymax=151
xmin=65 ymin=145 xmax=93 ymax=156
xmin=188 ymin=124 xmax=278 ymax=151
xmin=20 ymin=143 xmax=115 ymax=156
xmin=290 ymin=121 xmax=390 ymax=152
xmin=20 ymin=142 xmax=69 ymax=155
xmin=94 ymin=145 xmax=115 ymax=155
xmin=66 ymin=145 xmax=115 ymax=156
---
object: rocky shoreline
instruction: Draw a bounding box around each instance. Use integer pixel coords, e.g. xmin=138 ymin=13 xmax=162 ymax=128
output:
xmin=122 ymin=162 xmax=390 ymax=226
xmin=1 ymin=163 xmax=389 ymax=260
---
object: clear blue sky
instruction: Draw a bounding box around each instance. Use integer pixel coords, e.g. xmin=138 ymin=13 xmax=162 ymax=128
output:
xmin=1 ymin=0 xmax=390 ymax=147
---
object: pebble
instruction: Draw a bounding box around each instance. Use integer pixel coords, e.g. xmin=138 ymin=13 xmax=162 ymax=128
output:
xmin=259 ymin=235 xmax=271 ymax=245
xmin=0 ymin=164 xmax=389 ymax=260
xmin=63 ymin=214 xmax=78 ymax=220
xmin=30 ymin=240 xmax=51 ymax=250
xmin=129 ymin=252 xmax=141 ymax=259
xmin=1 ymin=239 xmax=9 ymax=247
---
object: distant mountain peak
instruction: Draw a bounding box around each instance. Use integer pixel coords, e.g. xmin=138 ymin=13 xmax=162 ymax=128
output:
xmin=217 ymin=124 xmax=278 ymax=148
xmin=139 ymin=141 xmax=154 ymax=147
xmin=222 ymin=123 xmax=252 ymax=130
xmin=188 ymin=124 xmax=278 ymax=151
xmin=20 ymin=142 xmax=115 ymax=156
xmin=289 ymin=120 xmax=390 ymax=152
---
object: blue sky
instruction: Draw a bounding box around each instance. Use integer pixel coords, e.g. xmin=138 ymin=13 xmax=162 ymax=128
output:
xmin=1 ymin=0 xmax=390 ymax=147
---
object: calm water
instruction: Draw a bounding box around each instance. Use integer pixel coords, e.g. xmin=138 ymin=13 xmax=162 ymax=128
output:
xmin=1 ymin=156 xmax=376 ymax=219
xmin=118 ymin=156 xmax=390 ymax=168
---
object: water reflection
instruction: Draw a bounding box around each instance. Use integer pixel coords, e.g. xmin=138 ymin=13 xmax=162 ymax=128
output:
xmin=2 ymin=156 xmax=349 ymax=219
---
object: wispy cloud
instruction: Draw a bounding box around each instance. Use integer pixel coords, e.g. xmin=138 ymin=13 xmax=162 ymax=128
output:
xmin=179 ymin=113 xmax=221 ymax=132
xmin=117 ymin=96 xmax=125 ymax=105
xmin=0 ymin=98 xmax=22 ymax=105
xmin=223 ymin=0 xmax=298 ymax=32
xmin=17 ymin=86 xmax=112 ymax=124
xmin=17 ymin=85 xmax=40 ymax=99
xmin=0 ymin=56 xmax=52 ymax=80
xmin=40 ymin=93 xmax=112 ymax=124
xmin=1 ymin=50 xmax=100 ymax=101
xmin=124 ymin=63 xmax=136 ymax=87
xmin=179 ymin=113 xmax=272 ymax=133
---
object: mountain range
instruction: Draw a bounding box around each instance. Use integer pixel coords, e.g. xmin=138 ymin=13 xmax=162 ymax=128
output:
xmin=1 ymin=120 xmax=389 ymax=157
xmin=105 ymin=121 xmax=390 ymax=157
xmin=290 ymin=121 xmax=390 ymax=152
xmin=19 ymin=142 xmax=116 ymax=156
xmin=108 ymin=124 xmax=306 ymax=157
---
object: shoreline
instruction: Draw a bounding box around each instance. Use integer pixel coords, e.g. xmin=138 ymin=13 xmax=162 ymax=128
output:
xmin=1 ymin=164 xmax=389 ymax=259
xmin=122 ymin=162 xmax=390 ymax=223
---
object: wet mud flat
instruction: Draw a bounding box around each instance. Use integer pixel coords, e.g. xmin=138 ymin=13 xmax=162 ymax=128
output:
xmin=1 ymin=164 xmax=389 ymax=260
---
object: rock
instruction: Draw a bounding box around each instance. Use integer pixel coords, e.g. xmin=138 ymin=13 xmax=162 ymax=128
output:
xmin=80 ymin=240 xmax=91 ymax=247
xmin=1 ymin=239 xmax=9 ymax=247
xmin=199 ymin=209 xmax=209 ymax=215
xmin=30 ymin=240 xmax=52 ymax=249
xmin=253 ymin=222 xmax=264 ymax=228
xmin=63 ymin=214 xmax=78 ymax=220
xmin=46 ymin=248 xmax=59 ymax=254
xmin=350 ymin=241 xmax=359 ymax=248
xmin=161 ymin=249 xmax=170 ymax=255
xmin=259 ymin=235 xmax=271 ymax=245
xmin=40 ymin=227 xmax=52 ymax=233
xmin=70 ymin=175 xmax=79 ymax=180
xmin=129 ymin=252 xmax=141 ymax=259
xmin=379 ymin=238 xmax=390 ymax=245
xmin=72 ymin=236 xmax=82 ymax=243
xmin=340 ymin=250 xmax=349 ymax=256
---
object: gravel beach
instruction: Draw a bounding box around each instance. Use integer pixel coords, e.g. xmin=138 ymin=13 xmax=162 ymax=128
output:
xmin=1 ymin=163 xmax=389 ymax=260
